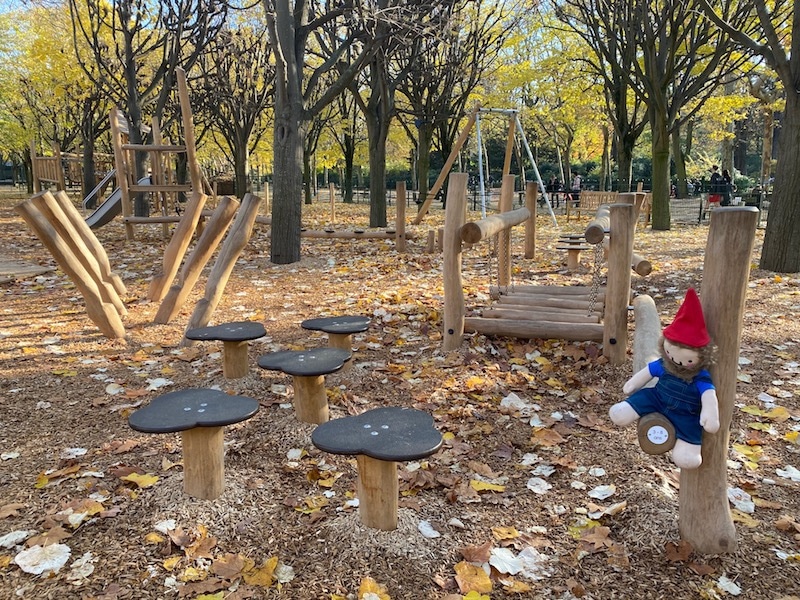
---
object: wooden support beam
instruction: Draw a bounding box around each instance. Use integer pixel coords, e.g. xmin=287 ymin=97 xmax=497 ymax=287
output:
xmin=603 ymin=204 xmax=635 ymax=364
xmin=442 ymin=174 xmax=469 ymax=351
xmin=460 ymin=206 xmax=531 ymax=244
xmin=465 ymin=317 xmax=604 ymax=341
xmin=680 ymin=207 xmax=758 ymax=554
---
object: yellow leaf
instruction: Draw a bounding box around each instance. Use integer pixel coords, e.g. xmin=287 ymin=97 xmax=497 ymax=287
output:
xmin=499 ymin=579 xmax=532 ymax=593
xmin=765 ymin=406 xmax=791 ymax=422
xmin=178 ymin=566 xmax=207 ymax=582
xmin=740 ymin=406 xmax=765 ymax=416
xmin=534 ymin=356 xmax=551 ymax=366
xmin=747 ymin=422 xmax=773 ymax=432
xmin=294 ymin=495 xmax=329 ymax=514
xmin=145 ymin=532 xmax=165 ymax=544
xmin=0 ymin=556 xmax=11 ymax=568
xmin=330 ymin=595 xmax=348 ymax=600
xmin=568 ymin=517 xmax=602 ymax=539
xmin=785 ymin=431 xmax=799 ymax=444
xmin=544 ymin=377 xmax=564 ymax=388
xmin=464 ymin=591 xmax=492 ymax=599
xmin=195 ymin=594 xmax=224 ymax=600
xmin=244 ymin=556 xmax=277 ymax=587
xmin=51 ymin=369 xmax=77 ymax=377
xmin=730 ymin=509 xmax=760 ymax=528
xmin=442 ymin=432 xmax=455 ymax=440
xmin=454 ymin=561 xmax=492 ymax=594
xmin=491 ymin=526 xmax=520 ymax=540
xmin=469 ymin=480 xmax=505 ymax=493
xmin=464 ymin=376 xmax=487 ymax=390
xmin=162 ymin=556 xmax=182 ymax=571
xmin=774 ymin=275 xmax=783 ymax=283
xmin=34 ymin=473 xmax=50 ymax=488
xmin=358 ymin=576 xmax=391 ymax=599
xmin=121 ymin=472 xmax=159 ymax=488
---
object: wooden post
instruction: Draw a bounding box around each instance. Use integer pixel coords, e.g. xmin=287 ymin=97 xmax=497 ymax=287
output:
xmin=525 ymin=181 xmax=537 ymax=259
xmin=181 ymin=426 xmax=224 ymax=500
xmin=109 ymin=108 xmax=135 ymax=241
xmin=30 ymin=193 xmax=126 ymax=317
xmin=413 ymin=103 xmax=480 ymax=224
xmin=147 ymin=190 xmax=208 ymax=302
xmin=15 ymin=200 xmax=125 ymax=339
xmin=425 ymin=230 xmax=435 ymax=253
xmin=603 ymin=204 xmax=635 ymax=364
xmin=53 ymin=191 xmax=127 ymax=298
xmin=631 ymin=295 xmax=661 ymax=372
xmin=502 ymin=116 xmax=516 ymax=176
xmin=357 ymin=455 xmax=398 ymax=531
xmin=176 ymin=67 xmax=202 ymax=190
xmin=442 ymin=173 xmax=468 ymax=351
xmin=459 ymin=207 xmax=531 ymax=244
xmin=680 ymin=207 xmax=758 ymax=554
xmin=436 ymin=228 xmax=444 ymax=253
xmin=293 ymin=375 xmax=329 ymax=424
xmin=154 ymin=196 xmax=239 ymax=324
xmin=30 ymin=140 xmax=42 ymax=193
xmin=184 ymin=194 xmax=261 ymax=336
xmin=395 ymin=181 xmax=407 ymax=253
xmin=497 ymin=174 xmax=514 ymax=287
xmin=329 ymin=183 xmax=336 ymax=223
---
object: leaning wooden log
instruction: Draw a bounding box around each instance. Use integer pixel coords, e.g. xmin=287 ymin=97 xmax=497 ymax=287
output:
xmin=30 ymin=192 xmax=126 ymax=317
xmin=460 ymin=206 xmax=531 ymax=244
xmin=147 ymin=190 xmax=208 ymax=302
xmin=53 ymin=191 xmax=126 ymax=298
xmin=15 ymin=200 xmax=125 ymax=339
xmin=154 ymin=196 xmax=240 ymax=324
xmin=479 ymin=307 xmax=601 ymax=324
xmin=631 ymin=294 xmax=661 ymax=372
xmin=491 ymin=285 xmax=605 ymax=298
xmin=442 ymin=174 xmax=469 ymax=351
xmin=300 ymin=229 xmax=412 ymax=239
xmin=680 ymin=207 xmax=758 ymax=555
xmin=183 ymin=193 xmax=261 ymax=341
xmin=465 ymin=317 xmax=604 ymax=342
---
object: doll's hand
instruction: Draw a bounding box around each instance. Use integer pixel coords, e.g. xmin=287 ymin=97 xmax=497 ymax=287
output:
xmin=699 ymin=390 xmax=720 ymax=433
xmin=622 ymin=380 xmax=636 ymax=395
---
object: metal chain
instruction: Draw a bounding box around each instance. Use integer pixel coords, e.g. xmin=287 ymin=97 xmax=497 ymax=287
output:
xmin=588 ymin=241 xmax=604 ymax=316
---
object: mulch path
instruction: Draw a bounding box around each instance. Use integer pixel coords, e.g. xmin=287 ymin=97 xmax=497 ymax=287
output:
xmin=0 ymin=188 xmax=798 ymax=600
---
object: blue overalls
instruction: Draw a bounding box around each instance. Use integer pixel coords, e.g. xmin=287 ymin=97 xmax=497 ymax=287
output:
xmin=625 ymin=358 xmax=715 ymax=445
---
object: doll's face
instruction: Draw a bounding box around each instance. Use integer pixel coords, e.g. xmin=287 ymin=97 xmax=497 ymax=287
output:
xmin=663 ymin=339 xmax=700 ymax=370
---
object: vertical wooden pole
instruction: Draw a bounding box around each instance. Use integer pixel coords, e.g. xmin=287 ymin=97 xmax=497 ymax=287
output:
xmin=603 ymin=204 xmax=635 ymax=364
xmin=327 ymin=333 xmax=353 ymax=373
xmin=30 ymin=140 xmax=41 ymax=193
xmin=524 ymin=181 xmax=537 ymax=259
xmin=442 ymin=174 xmax=468 ymax=351
xmin=502 ymin=116 xmax=516 ymax=176
xmin=182 ymin=427 xmax=224 ymax=499
xmin=176 ymin=67 xmax=202 ymax=190
xmin=293 ymin=375 xmax=329 ymax=424
xmin=329 ymin=183 xmax=336 ymax=224
xmin=396 ymin=181 xmax=407 ymax=253
xmin=679 ymin=207 xmax=758 ymax=554
xmin=222 ymin=341 xmax=249 ymax=379
xmin=109 ymin=108 xmax=135 ymax=241
xmin=357 ymin=455 xmax=398 ymax=531
xmin=497 ymin=174 xmax=514 ymax=287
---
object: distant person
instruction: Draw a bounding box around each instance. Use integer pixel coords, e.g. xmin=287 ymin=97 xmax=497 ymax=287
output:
xmin=547 ymin=175 xmax=561 ymax=208
xmin=721 ymin=169 xmax=732 ymax=206
xmin=570 ymin=172 xmax=582 ymax=205
xmin=709 ymin=165 xmax=723 ymax=205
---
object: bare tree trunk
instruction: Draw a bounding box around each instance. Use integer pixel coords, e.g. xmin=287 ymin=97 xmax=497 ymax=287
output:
xmin=650 ymin=109 xmax=672 ymax=230
xmin=271 ymin=112 xmax=305 ymax=264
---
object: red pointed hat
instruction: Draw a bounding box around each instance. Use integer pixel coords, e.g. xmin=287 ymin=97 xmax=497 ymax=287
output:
xmin=662 ymin=288 xmax=710 ymax=347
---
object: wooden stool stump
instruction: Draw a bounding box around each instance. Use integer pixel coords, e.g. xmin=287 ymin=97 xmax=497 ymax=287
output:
xmin=128 ymin=388 xmax=259 ymax=499
xmin=257 ymin=347 xmax=351 ymax=424
xmin=312 ymin=406 xmax=443 ymax=530
xmin=185 ymin=321 xmax=266 ymax=379
xmin=556 ymin=239 xmax=592 ymax=270
xmin=301 ymin=315 xmax=370 ymax=372
xmin=637 ymin=412 xmax=677 ymax=455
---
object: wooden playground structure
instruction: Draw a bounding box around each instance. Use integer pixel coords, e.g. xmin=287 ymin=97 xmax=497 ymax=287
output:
xmin=442 ymin=172 xmax=651 ymax=365
xmin=29 ymin=140 xmax=114 ymax=196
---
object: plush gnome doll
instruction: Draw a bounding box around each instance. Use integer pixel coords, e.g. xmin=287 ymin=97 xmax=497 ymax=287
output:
xmin=609 ymin=288 xmax=720 ymax=469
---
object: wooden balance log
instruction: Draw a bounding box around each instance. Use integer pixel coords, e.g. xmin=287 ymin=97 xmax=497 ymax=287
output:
xmin=185 ymin=321 xmax=267 ymax=379
xmin=128 ymin=388 xmax=259 ymax=500
xmin=257 ymin=348 xmax=351 ymax=424
xmin=311 ymin=407 xmax=443 ymax=531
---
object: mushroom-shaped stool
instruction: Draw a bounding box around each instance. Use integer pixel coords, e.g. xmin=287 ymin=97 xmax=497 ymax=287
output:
xmin=300 ymin=316 xmax=370 ymax=370
xmin=128 ymin=388 xmax=259 ymax=500
xmin=311 ymin=407 xmax=443 ymax=530
xmin=257 ymin=347 xmax=350 ymax=424
xmin=185 ymin=321 xmax=266 ymax=379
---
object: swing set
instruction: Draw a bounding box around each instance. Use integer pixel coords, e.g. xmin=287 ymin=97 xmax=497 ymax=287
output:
xmin=412 ymin=104 xmax=558 ymax=227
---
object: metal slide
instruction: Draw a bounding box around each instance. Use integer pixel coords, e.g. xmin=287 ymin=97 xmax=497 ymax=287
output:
xmin=85 ymin=176 xmax=151 ymax=229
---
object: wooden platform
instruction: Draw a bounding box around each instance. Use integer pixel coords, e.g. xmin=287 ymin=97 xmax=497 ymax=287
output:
xmin=0 ymin=258 xmax=55 ymax=284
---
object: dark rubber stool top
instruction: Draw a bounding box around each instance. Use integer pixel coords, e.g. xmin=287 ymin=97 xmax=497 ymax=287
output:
xmin=128 ymin=388 xmax=259 ymax=433
xmin=185 ymin=321 xmax=266 ymax=342
xmin=312 ymin=406 xmax=443 ymax=462
xmin=257 ymin=347 xmax=351 ymax=377
xmin=300 ymin=315 xmax=370 ymax=335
